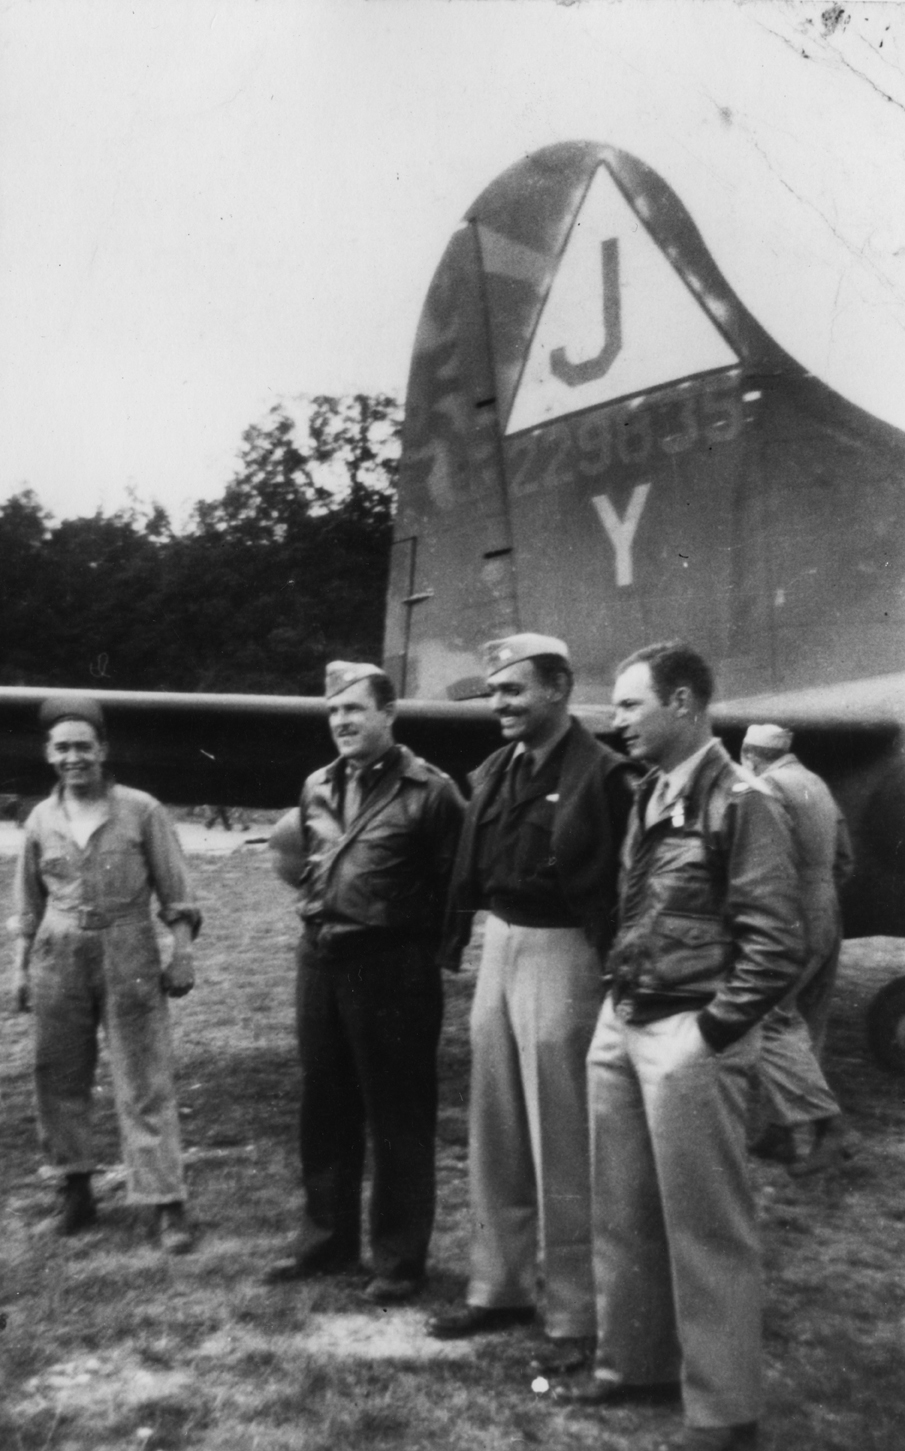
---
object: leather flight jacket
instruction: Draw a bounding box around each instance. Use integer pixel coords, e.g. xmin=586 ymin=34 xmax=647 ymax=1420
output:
xmin=609 ymin=741 xmax=805 ymax=1051
xmin=298 ymin=744 xmax=464 ymax=952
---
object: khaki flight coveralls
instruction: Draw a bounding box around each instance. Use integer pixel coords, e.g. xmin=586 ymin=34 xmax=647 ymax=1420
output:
xmin=756 ymin=751 xmax=855 ymax=1125
xmin=15 ymin=783 xmax=201 ymax=1203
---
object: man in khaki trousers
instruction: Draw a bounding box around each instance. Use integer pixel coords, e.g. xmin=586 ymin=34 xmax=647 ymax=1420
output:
xmin=429 ymin=633 xmax=634 ymax=1370
xmin=557 ymin=643 xmax=803 ymax=1451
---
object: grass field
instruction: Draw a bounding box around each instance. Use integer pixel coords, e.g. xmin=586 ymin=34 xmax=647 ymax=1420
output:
xmin=2 ymin=846 xmax=905 ymax=1450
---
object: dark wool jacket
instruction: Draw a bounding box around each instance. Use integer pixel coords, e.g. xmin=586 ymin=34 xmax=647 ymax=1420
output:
xmin=609 ymin=740 xmax=805 ymax=1050
xmin=441 ymin=717 xmax=635 ymax=972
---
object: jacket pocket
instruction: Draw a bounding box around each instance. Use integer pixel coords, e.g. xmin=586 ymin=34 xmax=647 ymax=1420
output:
xmin=649 ymin=912 xmax=732 ymax=989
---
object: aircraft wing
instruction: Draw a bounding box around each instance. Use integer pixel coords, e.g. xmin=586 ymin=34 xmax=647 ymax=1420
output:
xmin=712 ymin=675 xmax=905 ymax=940
xmin=714 ymin=675 xmax=905 ymax=734
xmin=0 ymin=685 xmax=331 ymax=808
xmin=0 ymin=685 xmax=505 ymax=808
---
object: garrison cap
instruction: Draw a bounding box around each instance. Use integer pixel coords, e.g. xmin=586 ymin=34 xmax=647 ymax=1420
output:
xmin=483 ymin=633 xmax=571 ymax=678
xmin=324 ymin=661 xmax=386 ymax=699
xmin=39 ymin=695 xmax=107 ymax=735
xmin=742 ymin=723 xmax=793 ymax=752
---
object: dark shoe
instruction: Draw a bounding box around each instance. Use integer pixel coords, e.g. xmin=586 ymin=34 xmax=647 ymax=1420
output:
xmin=59 ymin=1174 xmax=97 ymax=1236
xmin=749 ymin=1124 xmax=796 ymax=1164
xmin=678 ymin=1422 xmax=758 ymax=1450
xmin=551 ymin=1372 xmax=680 ymax=1406
xmin=264 ymin=1250 xmax=361 ymax=1285
xmin=427 ymin=1304 xmax=535 ymax=1339
xmin=529 ymin=1336 xmax=596 ymax=1375
xmin=550 ymin=1372 xmax=626 ymax=1405
xmin=788 ymin=1117 xmax=848 ymax=1178
xmin=154 ymin=1202 xmax=194 ymax=1254
xmin=363 ymin=1275 xmax=425 ymax=1306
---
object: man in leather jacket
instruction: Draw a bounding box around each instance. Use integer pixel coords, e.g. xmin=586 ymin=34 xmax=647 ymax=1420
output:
xmin=265 ymin=661 xmax=464 ymax=1304
xmin=429 ymin=633 xmax=634 ymax=1368
xmin=556 ymin=643 xmax=803 ymax=1451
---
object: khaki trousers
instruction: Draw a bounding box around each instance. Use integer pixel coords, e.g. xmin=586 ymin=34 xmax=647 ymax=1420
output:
xmin=756 ymin=1004 xmax=839 ymax=1128
xmin=31 ymin=923 xmax=186 ymax=1204
xmin=588 ymin=999 xmax=762 ymax=1428
xmin=466 ymin=915 xmax=603 ymax=1338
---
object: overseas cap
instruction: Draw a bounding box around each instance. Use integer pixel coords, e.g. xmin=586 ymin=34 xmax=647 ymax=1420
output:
xmin=39 ymin=695 xmax=107 ymax=735
xmin=483 ymin=633 xmax=570 ymax=678
xmin=324 ymin=661 xmax=386 ymax=700
xmin=743 ymin=723 xmax=793 ymax=751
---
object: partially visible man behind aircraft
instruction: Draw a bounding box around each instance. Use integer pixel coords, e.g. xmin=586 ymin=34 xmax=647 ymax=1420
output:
xmin=741 ymin=723 xmax=855 ymax=1177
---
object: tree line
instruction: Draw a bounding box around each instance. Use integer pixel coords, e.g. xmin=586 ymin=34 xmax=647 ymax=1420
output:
xmin=0 ymin=395 xmax=401 ymax=697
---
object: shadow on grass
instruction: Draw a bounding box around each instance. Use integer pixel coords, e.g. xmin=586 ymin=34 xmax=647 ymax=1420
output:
xmin=113 ymin=1397 xmax=215 ymax=1451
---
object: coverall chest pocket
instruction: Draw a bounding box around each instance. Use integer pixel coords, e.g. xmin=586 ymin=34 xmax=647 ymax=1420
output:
xmin=97 ymin=841 xmax=149 ymax=911
xmin=38 ymin=852 xmax=75 ymax=884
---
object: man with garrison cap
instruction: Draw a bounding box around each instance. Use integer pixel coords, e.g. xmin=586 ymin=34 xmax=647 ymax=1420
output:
xmin=741 ymin=723 xmax=854 ymax=1175
xmin=557 ymin=644 xmax=804 ymax=1451
xmin=266 ymin=661 xmax=464 ymax=1304
xmin=429 ymin=634 xmax=634 ymax=1367
xmin=12 ymin=696 xmax=201 ymax=1251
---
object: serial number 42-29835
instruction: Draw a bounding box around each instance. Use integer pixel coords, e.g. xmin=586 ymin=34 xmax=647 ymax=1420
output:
xmin=506 ymin=375 xmax=746 ymax=499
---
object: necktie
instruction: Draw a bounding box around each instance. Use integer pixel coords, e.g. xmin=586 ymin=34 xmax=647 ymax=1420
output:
xmin=512 ymin=750 xmax=533 ymax=799
xmin=344 ymin=767 xmax=363 ymax=828
xmin=646 ymin=773 xmax=670 ymax=828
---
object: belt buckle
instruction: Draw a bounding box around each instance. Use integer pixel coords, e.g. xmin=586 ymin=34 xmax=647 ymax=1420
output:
xmin=77 ymin=905 xmax=107 ymax=930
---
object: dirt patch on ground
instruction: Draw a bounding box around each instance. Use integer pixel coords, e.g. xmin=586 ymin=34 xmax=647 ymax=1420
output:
xmin=16 ymin=1349 xmax=193 ymax=1417
xmin=197 ymin=1312 xmax=472 ymax=1363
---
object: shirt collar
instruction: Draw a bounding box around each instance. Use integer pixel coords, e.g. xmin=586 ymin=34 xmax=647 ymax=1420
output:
xmin=655 ymin=736 xmax=719 ymax=804
xmin=763 ymin=752 xmax=797 ymax=773
xmin=51 ymin=776 xmax=113 ymax=805
xmin=333 ymin=744 xmax=399 ymax=786
xmin=512 ymin=716 xmax=571 ymax=775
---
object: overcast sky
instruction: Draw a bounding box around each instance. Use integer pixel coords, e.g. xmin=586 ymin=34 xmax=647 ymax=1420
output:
xmin=2 ymin=0 xmax=904 ymax=524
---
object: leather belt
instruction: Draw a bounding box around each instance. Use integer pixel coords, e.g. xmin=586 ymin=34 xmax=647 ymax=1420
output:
xmin=45 ymin=904 xmax=145 ymax=932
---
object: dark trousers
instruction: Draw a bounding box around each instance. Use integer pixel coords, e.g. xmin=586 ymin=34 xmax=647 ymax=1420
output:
xmin=294 ymin=932 xmax=443 ymax=1280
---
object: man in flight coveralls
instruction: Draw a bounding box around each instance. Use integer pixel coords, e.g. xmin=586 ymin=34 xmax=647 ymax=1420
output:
xmin=429 ymin=633 xmax=634 ymax=1370
xmin=13 ymin=696 xmax=200 ymax=1252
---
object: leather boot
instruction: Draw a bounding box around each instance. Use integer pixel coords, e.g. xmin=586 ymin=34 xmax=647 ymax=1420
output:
xmin=59 ymin=1174 xmax=97 ymax=1235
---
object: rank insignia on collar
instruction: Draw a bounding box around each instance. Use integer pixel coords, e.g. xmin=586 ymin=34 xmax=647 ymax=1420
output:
xmin=671 ymin=800 xmax=686 ymax=827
